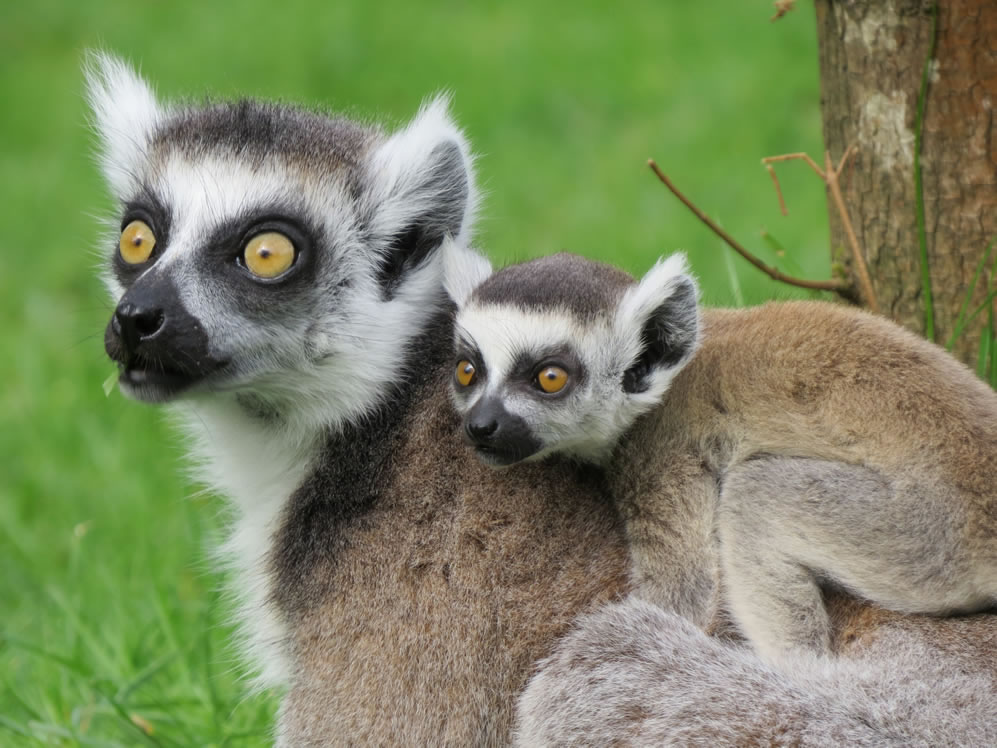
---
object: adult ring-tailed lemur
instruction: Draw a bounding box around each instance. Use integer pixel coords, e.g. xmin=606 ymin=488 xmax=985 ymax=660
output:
xmin=89 ymin=54 xmax=997 ymax=745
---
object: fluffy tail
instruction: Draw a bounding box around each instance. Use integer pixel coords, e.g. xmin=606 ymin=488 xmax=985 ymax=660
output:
xmin=515 ymin=599 xmax=996 ymax=746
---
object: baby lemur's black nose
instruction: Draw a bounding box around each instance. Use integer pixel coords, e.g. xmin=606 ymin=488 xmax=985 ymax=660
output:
xmin=466 ymin=416 xmax=498 ymax=441
xmin=462 ymin=397 xmax=543 ymax=465
xmin=114 ymin=302 xmax=166 ymax=355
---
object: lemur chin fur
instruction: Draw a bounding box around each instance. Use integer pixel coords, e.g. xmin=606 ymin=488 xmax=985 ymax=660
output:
xmin=90 ymin=53 xmax=997 ymax=744
xmin=449 ymin=250 xmax=997 ymax=662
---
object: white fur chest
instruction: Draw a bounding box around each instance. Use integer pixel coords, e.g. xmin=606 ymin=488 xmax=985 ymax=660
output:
xmin=173 ymin=397 xmax=319 ymax=688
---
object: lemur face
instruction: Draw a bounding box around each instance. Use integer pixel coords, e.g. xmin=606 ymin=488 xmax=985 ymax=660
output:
xmin=447 ymin=252 xmax=702 ymax=467
xmin=89 ymin=54 xmax=475 ymax=425
xmin=452 ymin=304 xmax=631 ymax=466
xmin=102 ymin=139 xmax=367 ymax=405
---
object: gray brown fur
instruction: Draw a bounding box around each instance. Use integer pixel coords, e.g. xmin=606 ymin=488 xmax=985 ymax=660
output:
xmin=274 ymin=302 xmax=997 ymax=743
xmin=273 ymin=312 xmax=629 ymax=744
xmin=614 ymin=300 xmax=997 ymax=659
xmin=516 ymin=595 xmax=997 ymax=746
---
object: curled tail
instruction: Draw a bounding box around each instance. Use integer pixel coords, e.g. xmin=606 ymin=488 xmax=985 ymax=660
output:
xmin=515 ymin=599 xmax=996 ymax=746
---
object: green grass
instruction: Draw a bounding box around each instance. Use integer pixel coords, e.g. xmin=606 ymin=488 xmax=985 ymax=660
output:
xmin=0 ymin=1 xmax=828 ymax=743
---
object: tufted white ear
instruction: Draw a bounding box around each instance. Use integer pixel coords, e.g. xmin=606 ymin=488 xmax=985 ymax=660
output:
xmin=442 ymin=237 xmax=492 ymax=307
xmin=614 ymin=252 xmax=700 ymax=400
xmin=84 ymin=51 xmax=164 ymax=198
xmin=363 ymin=96 xmax=478 ymax=291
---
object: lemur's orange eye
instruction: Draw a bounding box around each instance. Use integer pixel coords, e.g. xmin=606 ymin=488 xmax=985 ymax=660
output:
xmin=455 ymin=359 xmax=476 ymax=387
xmin=119 ymin=220 xmax=156 ymax=264
xmin=244 ymin=232 xmax=296 ymax=279
xmin=537 ymin=365 xmax=568 ymax=393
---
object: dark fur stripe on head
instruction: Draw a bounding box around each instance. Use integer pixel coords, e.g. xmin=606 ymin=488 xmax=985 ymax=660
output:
xmin=153 ymin=99 xmax=376 ymax=176
xmin=472 ymin=253 xmax=635 ymax=318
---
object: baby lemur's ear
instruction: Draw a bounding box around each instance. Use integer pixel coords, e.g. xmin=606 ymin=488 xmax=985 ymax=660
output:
xmin=615 ymin=253 xmax=700 ymax=396
xmin=364 ymin=96 xmax=478 ymax=295
xmin=442 ymin=237 xmax=492 ymax=307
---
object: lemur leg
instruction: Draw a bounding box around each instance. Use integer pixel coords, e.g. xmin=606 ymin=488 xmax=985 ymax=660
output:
xmin=611 ymin=450 xmax=719 ymax=629
xmin=719 ymin=456 xmax=984 ymax=661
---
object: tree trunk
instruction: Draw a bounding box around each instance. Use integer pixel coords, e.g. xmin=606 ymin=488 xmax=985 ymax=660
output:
xmin=814 ymin=0 xmax=997 ymax=367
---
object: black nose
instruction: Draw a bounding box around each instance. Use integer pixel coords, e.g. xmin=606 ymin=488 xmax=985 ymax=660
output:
xmin=113 ymin=302 xmax=166 ymax=355
xmin=466 ymin=416 xmax=498 ymax=441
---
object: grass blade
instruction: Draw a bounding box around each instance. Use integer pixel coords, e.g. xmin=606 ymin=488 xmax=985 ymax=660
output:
xmin=115 ymin=648 xmax=183 ymax=702
xmin=0 ymin=715 xmax=33 ymax=740
xmin=913 ymin=2 xmax=938 ymax=340
xmin=946 ymin=235 xmax=996 ymax=350
xmin=89 ymin=681 xmax=163 ymax=748
xmin=759 ymin=229 xmax=806 ymax=278
xmin=988 ymin=300 xmax=996 ymax=387
xmin=957 ymin=289 xmax=997 ymax=336
xmin=1 ymin=632 xmax=91 ymax=677
xmin=978 ymin=331 xmax=992 ymax=380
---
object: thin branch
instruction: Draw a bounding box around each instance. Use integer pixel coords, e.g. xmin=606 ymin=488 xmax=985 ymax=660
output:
xmin=647 ymin=160 xmax=850 ymax=293
xmin=834 ymin=144 xmax=856 ymax=178
xmin=762 ymin=152 xmax=824 ymax=179
xmin=824 ymin=150 xmax=879 ymax=312
xmin=765 ymin=165 xmax=788 ymax=216
xmin=771 ymin=0 xmax=796 ymax=22
xmin=762 ymin=148 xmax=879 ymax=313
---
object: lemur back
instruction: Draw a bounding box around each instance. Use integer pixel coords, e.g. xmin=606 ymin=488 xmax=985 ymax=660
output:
xmin=448 ymin=251 xmax=997 ymax=660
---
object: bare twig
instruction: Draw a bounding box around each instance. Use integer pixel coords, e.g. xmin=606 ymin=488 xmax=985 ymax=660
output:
xmin=771 ymin=0 xmax=796 ymax=22
xmin=823 ymin=150 xmax=878 ymax=312
xmin=647 ymin=160 xmax=850 ymax=293
xmin=765 ymin=164 xmax=788 ymax=216
xmin=761 ymin=148 xmax=879 ymax=312
xmin=834 ymin=144 xmax=856 ymax=178
xmin=762 ymin=151 xmax=824 ymax=179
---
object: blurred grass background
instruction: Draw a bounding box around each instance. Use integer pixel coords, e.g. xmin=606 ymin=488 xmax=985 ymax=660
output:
xmin=0 ymin=0 xmax=828 ymax=743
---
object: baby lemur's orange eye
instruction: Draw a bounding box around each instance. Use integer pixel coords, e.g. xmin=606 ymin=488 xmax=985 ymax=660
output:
xmin=537 ymin=365 xmax=568 ymax=394
xmin=455 ymin=360 xmax=476 ymax=387
xmin=244 ymin=232 xmax=296 ymax=279
xmin=119 ymin=220 xmax=156 ymax=264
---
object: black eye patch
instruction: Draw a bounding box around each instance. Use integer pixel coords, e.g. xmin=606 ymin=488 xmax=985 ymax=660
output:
xmin=112 ymin=192 xmax=173 ymax=286
xmin=510 ymin=345 xmax=585 ymax=388
xmin=188 ymin=206 xmax=323 ymax=316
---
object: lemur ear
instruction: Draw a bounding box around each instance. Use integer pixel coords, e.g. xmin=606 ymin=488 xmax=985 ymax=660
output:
xmin=85 ymin=51 xmax=164 ymax=198
xmin=442 ymin=237 xmax=492 ymax=307
xmin=615 ymin=253 xmax=700 ymax=396
xmin=365 ymin=96 xmax=478 ymax=295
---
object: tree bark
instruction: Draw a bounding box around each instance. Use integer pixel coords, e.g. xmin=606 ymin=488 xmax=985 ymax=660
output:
xmin=815 ymin=0 xmax=997 ymax=366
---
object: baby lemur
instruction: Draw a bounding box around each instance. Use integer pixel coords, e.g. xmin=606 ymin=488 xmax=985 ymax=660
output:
xmin=447 ymin=250 xmax=997 ymax=661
